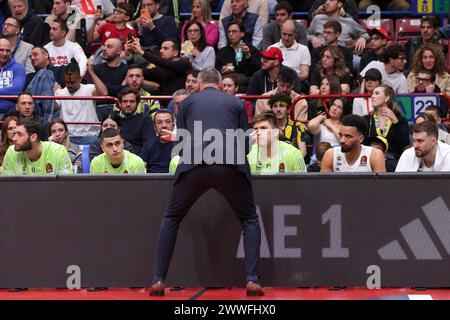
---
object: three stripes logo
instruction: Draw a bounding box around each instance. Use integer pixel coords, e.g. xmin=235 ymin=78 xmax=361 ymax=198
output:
xmin=378 ymin=197 xmax=450 ymax=260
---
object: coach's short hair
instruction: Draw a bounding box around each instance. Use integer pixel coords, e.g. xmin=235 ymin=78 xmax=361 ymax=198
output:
xmin=198 ymin=67 xmax=222 ymax=85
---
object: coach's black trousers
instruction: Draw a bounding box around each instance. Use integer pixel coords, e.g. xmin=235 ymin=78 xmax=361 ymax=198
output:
xmin=153 ymin=165 xmax=261 ymax=283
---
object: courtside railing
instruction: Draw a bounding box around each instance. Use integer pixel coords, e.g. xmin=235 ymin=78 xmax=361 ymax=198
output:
xmin=0 ymin=93 xmax=449 ymax=125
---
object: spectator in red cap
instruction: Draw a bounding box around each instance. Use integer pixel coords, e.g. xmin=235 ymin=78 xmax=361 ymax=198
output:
xmin=260 ymin=46 xmax=283 ymax=63
xmin=247 ymin=46 xmax=308 ymax=101
xmin=359 ymin=27 xmax=389 ymax=72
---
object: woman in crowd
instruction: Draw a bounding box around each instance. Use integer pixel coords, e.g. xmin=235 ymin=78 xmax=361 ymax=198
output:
xmin=364 ymin=84 xmax=410 ymax=172
xmin=48 ymin=119 xmax=83 ymax=173
xmin=180 ymin=0 xmax=219 ymax=47
xmin=352 ymin=68 xmax=383 ymax=116
xmin=89 ymin=114 xmax=134 ymax=161
xmin=221 ymin=73 xmax=253 ymax=124
xmin=309 ymin=46 xmax=353 ymax=95
xmin=308 ymin=75 xmax=341 ymax=120
xmin=181 ymin=20 xmax=215 ymax=71
xmin=0 ymin=116 xmax=18 ymax=171
xmin=406 ymin=43 xmax=450 ymax=96
xmin=307 ymin=97 xmax=350 ymax=147
xmin=215 ymin=20 xmax=261 ymax=92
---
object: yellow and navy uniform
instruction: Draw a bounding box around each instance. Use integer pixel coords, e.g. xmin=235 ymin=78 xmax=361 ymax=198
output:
xmin=282 ymin=119 xmax=308 ymax=149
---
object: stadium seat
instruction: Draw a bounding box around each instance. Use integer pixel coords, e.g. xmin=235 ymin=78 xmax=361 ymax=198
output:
xmin=295 ymin=19 xmax=308 ymax=28
xmin=396 ymin=18 xmax=422 ymax=44
xmin=81 ymin=144 xmax=91 ymax=173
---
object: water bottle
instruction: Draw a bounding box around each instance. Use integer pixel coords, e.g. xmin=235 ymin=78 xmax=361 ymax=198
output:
xmin=235 ymin=40 xmax=243 ymax=63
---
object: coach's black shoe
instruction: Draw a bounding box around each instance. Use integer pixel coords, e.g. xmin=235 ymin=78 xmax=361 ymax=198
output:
xmin=246 ymin=281 xmax=264 ymax=297
xmin=149 ymin=281 xmax=165 ymax=296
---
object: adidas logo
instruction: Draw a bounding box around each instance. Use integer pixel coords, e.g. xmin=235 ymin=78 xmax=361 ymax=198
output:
xmin=378 ymin=197 xmax=450 ymax=260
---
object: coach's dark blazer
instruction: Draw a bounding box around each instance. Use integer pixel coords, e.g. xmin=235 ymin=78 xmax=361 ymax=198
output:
xmin=174 ymin=87 xmax=251 ymax=182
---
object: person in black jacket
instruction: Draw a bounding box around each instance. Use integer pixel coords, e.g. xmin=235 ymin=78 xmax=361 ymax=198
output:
xmin=139 ymin=110 xmax=175 ymax=173
xmin=127 ymin=37 xmax=192 ymax=97
xmin=216 ymin=20 xmax=260 ymax=93
xmin=364 ymin=84 xmax=410 ymax=171
xmin=9 ymin=0 xmax=50 ymax=46
xmin=113 ymin=87 xmax=155 ymax=155
xmin=149 ymin=67 xmax=263 ymax=297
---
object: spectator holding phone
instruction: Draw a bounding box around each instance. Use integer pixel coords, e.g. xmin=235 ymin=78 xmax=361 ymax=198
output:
xmin=135 ymin=0 xmax=178 ymax=52
xmin=87 ymin=2 xmax=137 ymax=47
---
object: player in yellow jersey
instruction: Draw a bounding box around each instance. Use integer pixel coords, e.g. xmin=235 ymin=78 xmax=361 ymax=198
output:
xmin=248 ymin=110 xmax=306 ymax=174
xmin=3 ymin=117 xmax=73 ymax=175
xmin=90 ymin=128 xmax=146 ymax=174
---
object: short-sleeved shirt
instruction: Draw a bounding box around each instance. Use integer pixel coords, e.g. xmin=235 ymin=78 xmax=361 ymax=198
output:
xmin=97 ymin=23 xmax=137 ymax=46
xmin=269 ymin=40 xmax=311 ymax=75
xmin=3 ymin=141 xmax=73 ymax=175
xmin=247 ymin=140 xmax=306 ymax=174
xmin=55 ymin=84 xmax=100 ymax=137
xmin=90 ymin=150 xmax=146 ymax=174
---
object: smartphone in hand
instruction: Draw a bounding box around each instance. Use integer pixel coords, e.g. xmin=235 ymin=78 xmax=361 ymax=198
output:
xmin=141 ymin=8 xmax=150 ymax=19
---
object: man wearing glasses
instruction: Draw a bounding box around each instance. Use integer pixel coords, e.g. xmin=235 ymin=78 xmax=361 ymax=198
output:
xmin=310 ymin=20 xmax=353 ymax=74
xmin=87 ymin=2 xmax=136 ymax=46
xmin=1 ymin=17 xmax=33 ymax=74
xmin=413 ymin=71 xmax=439 ymax=94
xmin=412 ymin=71 xmax=449 ymax=117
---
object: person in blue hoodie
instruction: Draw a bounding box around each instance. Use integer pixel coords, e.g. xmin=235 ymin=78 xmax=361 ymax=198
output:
xmin=0 ymin=38 xmax=26 ymax=119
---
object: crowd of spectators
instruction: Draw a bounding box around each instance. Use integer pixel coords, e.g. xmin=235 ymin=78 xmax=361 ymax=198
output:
xmin=0 ymin=0 xmax=450 ymax=174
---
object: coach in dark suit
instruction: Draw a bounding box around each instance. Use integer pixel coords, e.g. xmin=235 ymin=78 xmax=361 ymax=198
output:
xmin=150 ymin=67 xmax=264 ymax=297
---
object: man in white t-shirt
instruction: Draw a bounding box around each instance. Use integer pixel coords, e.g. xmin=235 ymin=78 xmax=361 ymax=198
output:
xmin=396 ymin=121 xmax=450 ymax=172
xmin=269 ymin=19 xmax=310 ymax=80
xmin=55 ymin=58 xmax=108 ymax=145
xmin=44 ymin=19 xmax=88 ymax=87
xmin=360 ymin=44 xmax=408 ymax=94
xmin=321 ymin=114 xmax=386 ymax=172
